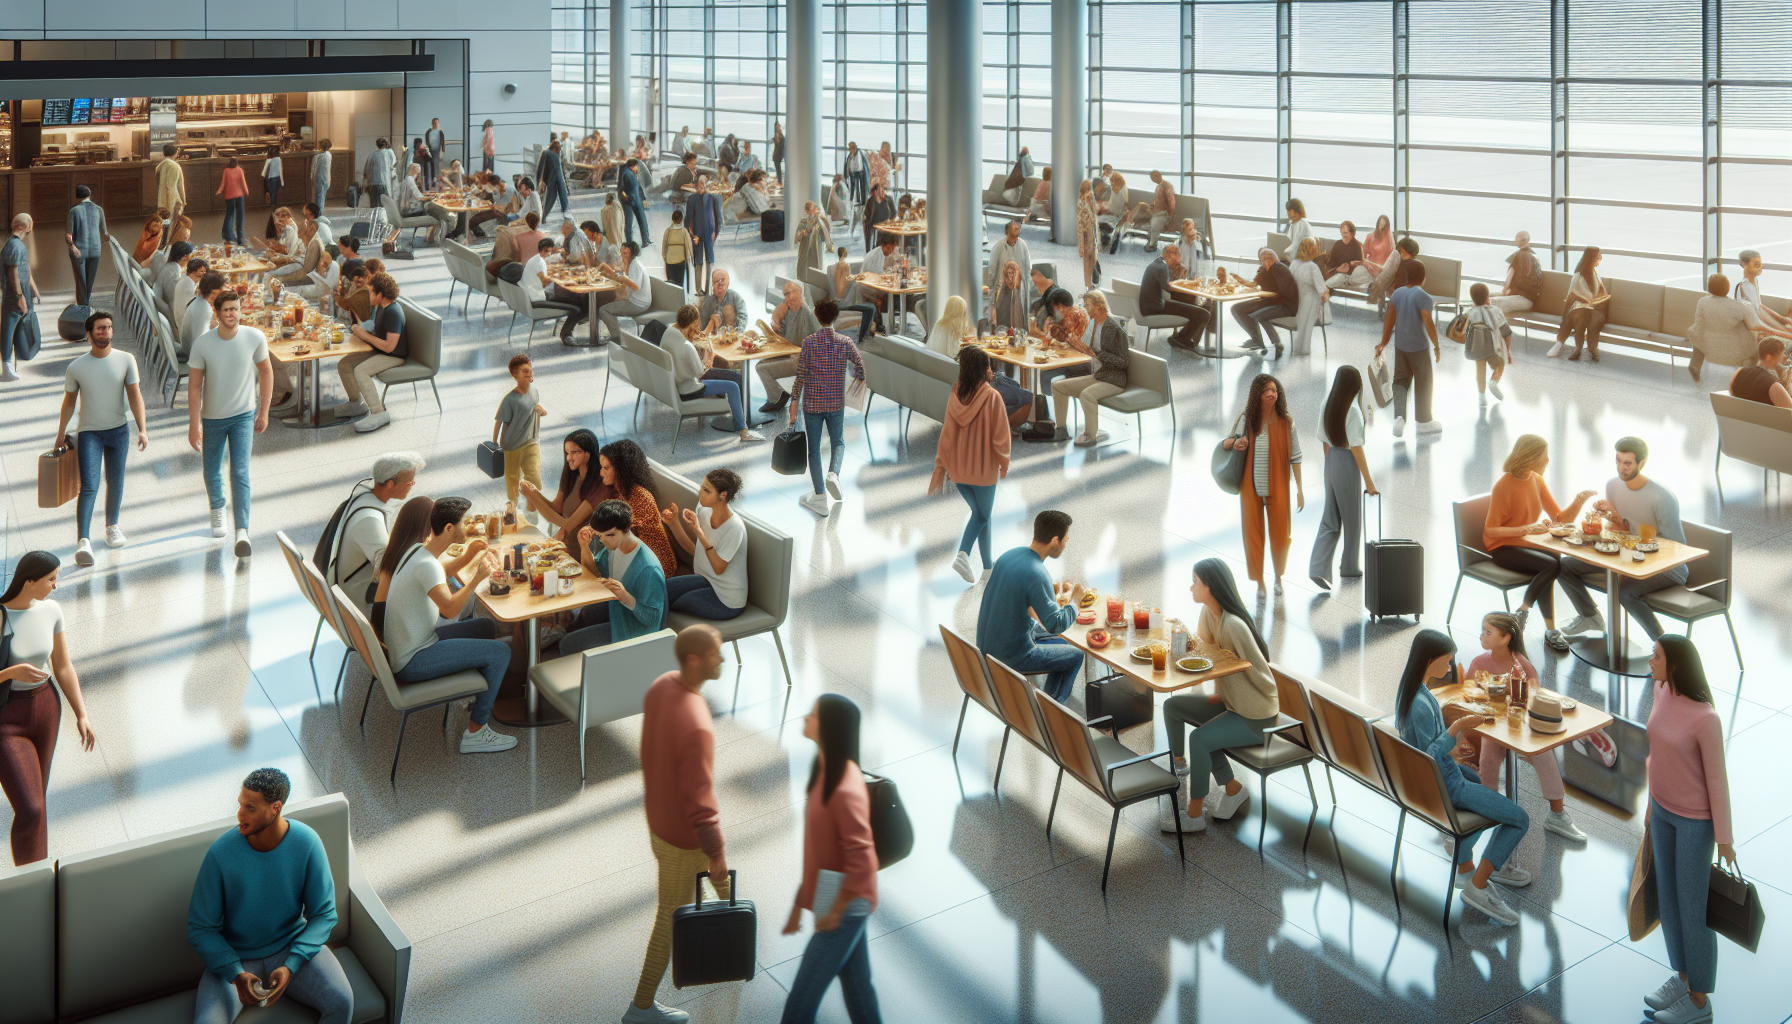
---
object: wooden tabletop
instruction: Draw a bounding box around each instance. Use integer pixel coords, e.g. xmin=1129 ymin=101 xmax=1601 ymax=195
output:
xmin=976 ymin=342 xmax=1089 ymax=372
xmin=1517 ymin=531 xmax=1706 ymax=582
xmin=265 ymin=332 xmax=370 ymax=364
xmin=545 ymin=268 xmax=621 ymax=294
xmin=1430 ymin=679 xmax=1613 ymax=756
xmin=876 ymin=220 xmax=928 ymax=236
xmin=1169 ymin=279 xmax=1270 ymax=303
xmin=1058 ymin=612 xmax=1251 ymax=693
xmin=853 ymin=272 xmax=927 ymax=295
xmin=200 ymin=255 xmax=275 ymax=277
xmin=683 ymin=183 xmax=734 ymax=196
xmin=425 ymin=192 xmax=495 ymax=214
xmin=451 ymin=525 xmax=616 ymax=625
xmin=695 ymin=331 xmax=799 ymax=364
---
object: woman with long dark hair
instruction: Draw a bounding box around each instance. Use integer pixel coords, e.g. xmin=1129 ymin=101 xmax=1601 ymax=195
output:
xmin=780 ymin=694 xmax=882 ymax=1024
xmin=599 ymin=439 xmax=676 ymax=575
xmin=661 ymin=469 xmax=751 ymax=620
xmin=1555 ymin=245 xmax=1610 ymax=361
xmin=1640 ymin=635 xmax=1734 ymax=1023
xmin=1308 ymin=365 xmax=1377 ymax=590
xmin=1158 ymin=559 xmax=1276 ymax=834
xmin=0 ymin=552 xmax=97 ymax=865
xmin=519 ymin=429 xmax=613 ymax=544
xmin=1223 ymin=373 xmax=1304 ymax=595
xmin=930 ymin=346 xmax=1012 ymax=584
xmin=370 ymin=495 xmax=436 ymax=639
xmin=1394 ymin=628 xmax=1532 ymax=928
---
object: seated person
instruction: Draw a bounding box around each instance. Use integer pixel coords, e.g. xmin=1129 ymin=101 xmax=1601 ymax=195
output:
xmin=841 ymin=234 xmax=900 ymax=340
xmin=830 ymin=247 xmax=855 ymax=305
xmin=1028 ymin=264 xmax=1058 ymax=330
xmin=187 ymin=768 xmax=353 ymax=1024
xmin=1591 ymin=436 xmax=1687 ymax=644
xmin=172 ymin=257 xmax=208 ymax=333
xmin=335 ymin=272 xmax=409 ymax=433
xmin=595 ymin=241 xmax=652 ymax=345
xmin=1395 ymin=629 xmax=1532 ymax=928
xmin=985 ymin=260 xmax=1029 ymax=332
xmin=1491 ymin=231 xmax=1543 ymax=315
xmin=1468 ymin=611 xmax=1587 ymax=841
xmin=1230 ymin=247 xmax=1300 ymax=355
xmin=562 ymin=498 xmax=669 ymax=655
xmin=271 ymin=220 xmax=326 ymax=286
xmin=755 ymin=280 xmax=820 ymax=413
xmin=1050 ymin=289 xmax=1129 ymax=446
xmin=1729 ymin=336 xmax=1792 ymax=409
xmin=522 ymin=236 xmax=585 ymax=335
xmin=975 ymin=510 xmax=1084 ymax=701
xmin=1483 ymin=433 xmax=1602 ymax=649
xmin=1026 ymin=168 xmax=1053 ymax=223
xmin=664 ymin=304 xmax=763 ymax=444
xmin=335 ymin=234 xmax=362 ymax=271
xmin=332 ymin=452 xmax=424 ymax=613
xmin=1033 ymin=288 xmax=1094 ymax=392
xmin=1323 ymin=220 xmax=1369 ymax=289
xmin=335 ymin=259 xmax=372 ymax=324
xmin=519 ymin=429 xmax=615 ymax=543
xmin=660 ymin=468 xmax=752 ymax=620
xmin=1688 ymin=271 xmax=1792 ymax=382
xmin=1370 ymin=236 xmax=1420 ymax=313
xmin=580 ymin=220 xmax=620 ymax=268
xmin=1140 ymin=243 xmax=1210 ymax=349
xmin=699 ymin=268 xmax=747 ymax=333
xmin=251 ymin=208 xmax=299 ymax=266
xmin=157 ymin=241 xmax=195 ymax=314
xmin=375 ymin=495 xmax=514 ymax=752
xmin=179 ymin=271 xmax=227 ymax=360
xmin=1178 ymin=218 xmax=1208 ymax=261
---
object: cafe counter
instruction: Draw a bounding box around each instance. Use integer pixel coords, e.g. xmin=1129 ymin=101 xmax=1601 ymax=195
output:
xmin=0 ymin=149 xmax=356 ymax=223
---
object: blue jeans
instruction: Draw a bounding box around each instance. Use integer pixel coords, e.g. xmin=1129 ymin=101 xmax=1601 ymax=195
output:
xmin=956 ymin=483 xmax=996 ymax=568
xmin=2 ymin=305 xmax=39 ymax=363
xmin=76 ymin=424 xmax=129 ymax=539
xmin=624 ymin=198 xmax=650 ymax=245
xmin=541 ymin=180 xmax=567 ymax=221
xmin=1651 ymin=799 xmax=1718 ymax=993
xmin=780 ymin=898 xmax=881 ymax=1024
xmin=667 ymin=574 xmax=744 ymax=619
xmin=221 ymin=196 xmax=246 ymax=244
xmin=696 ymin=371 xmax=746 ymax=431
xmin=201 ymin=411 xmax=255 ymax=531
xmin=194 ymin=946 xmax=353 ymax=1024
xmin=1005 ymin=626 xmax=1084 ymax=702
xmin=804 ymin=409 xmax=845 ymax=496
xmin=314 ymin=181 xmax=328 ymax=213
xmin=1444 ymin=763 xmax=1529 ymax=869
xmin=393 ymin=619 xmax=508 ymax=727
xmin=266 ymin=176 xmax=281 ymax=207
xmin=693 ymin=231 xmax=716 ymax=270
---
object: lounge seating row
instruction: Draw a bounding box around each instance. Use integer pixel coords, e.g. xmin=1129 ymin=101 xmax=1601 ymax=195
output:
xmin=983 ymin=174 xmax=1216 ymax=253
xmin=1503 ymin=271 xmax=1792 ymax=370
xmin=1267 ymin=230 xmax=1463 ymax=315
xmin=1711 ymin=389 xmax=1792 ymax=499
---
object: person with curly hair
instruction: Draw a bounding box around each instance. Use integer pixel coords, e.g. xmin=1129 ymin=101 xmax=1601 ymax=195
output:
xmin=599 ymin=439 xmax=676 ymax=575
xmin=1222 ymin=373 xmax=1304 ymax=595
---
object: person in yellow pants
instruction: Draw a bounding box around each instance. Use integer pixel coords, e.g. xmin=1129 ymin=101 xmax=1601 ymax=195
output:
xmin=493 ymin=354 xmax=544 ymax=523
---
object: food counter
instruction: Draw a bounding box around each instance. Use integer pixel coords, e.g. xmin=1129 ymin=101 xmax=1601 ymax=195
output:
xmin=2 ymin=149 xmax=355 ymax=223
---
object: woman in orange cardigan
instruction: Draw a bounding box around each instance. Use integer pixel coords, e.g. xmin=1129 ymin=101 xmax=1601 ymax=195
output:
xmin=1223 ymin=373 xmax=1304 ymax=595
xmin=598 ymin=439 xmax=678 ymax=576
xmin=930 ymin=347 xmax=1012 ymax=585
xmin=781 ymin=694 xmax=881 ymax=1024
xmin=1483 ymin=434 xmax=1602 ymax=650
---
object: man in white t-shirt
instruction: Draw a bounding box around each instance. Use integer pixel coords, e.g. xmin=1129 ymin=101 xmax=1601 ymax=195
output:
xmin=179 ymin=271 xmax=226 ymax=360
xmin=595 ymin=242 xmax=652 ymax=345
xmin=55 ymin=311 xmax=147 ymax=565
xmin=330 ymin=452 xmax=425 ymax=613
xmin=186 ymin=291 xmax=272 ymax=557
xmin=522 ymin=237 xmax=582 ymax=325
xmin=171 ymin=256 xmax=207 ymax=333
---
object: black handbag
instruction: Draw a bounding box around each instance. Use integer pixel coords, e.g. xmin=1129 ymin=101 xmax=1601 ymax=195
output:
xmin=862 ymin=771 xmax=913 ymax=869
xmin=772 ymin=428 xmax=808 ymax=476
xmin=1211 ymin=411 xmax=1247 ymax=495
xmin=1707 ymin=860 xmax=1766 ymax=953
xmin=671 ymin=870 xmax=756 ymax=988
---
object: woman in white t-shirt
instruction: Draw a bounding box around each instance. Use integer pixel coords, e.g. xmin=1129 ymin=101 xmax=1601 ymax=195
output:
xmin=659 ymin=468 xmax=750 ymax=620
xmin=1308 ymin=366 xmax=1378 ymax=590
xmin=0 ymin=551 xmax=97 ymax=865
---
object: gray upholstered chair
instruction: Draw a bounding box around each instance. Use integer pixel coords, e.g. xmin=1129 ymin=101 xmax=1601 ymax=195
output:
xmin=380 ymin=191 xmax=437 ymax=247
xmin=441 ymin=237 xmax=495 ymax=314
xmin=634 ymin=276 xmax=688 ymax=330
xmin=1091 ymin=348 xmax=1176 ymax=452
xmin=1109 ymin=278 xmax=1184 ymax=352
xmin=48 ymin=794 xmax=409 ymax=1023
xmin=497 ymin=276 xmax=568 ymax=349
xmin=376 ymin=296 xmax=444 ymax=411
xmin=1216 ymin=677 xmax=1321 ymax=853
xmin=530 ymin=629 xmax=678 ymax=777
xmin=1447 ymin=494 xmax=1535 ymax=623
xmin=612 ymin=331 xmax=732 ymax=452
xmin=1642 ymin=520 xmax=1744 ymax=667
xmin=1373 ymin=720 xmax=1498 ymax=923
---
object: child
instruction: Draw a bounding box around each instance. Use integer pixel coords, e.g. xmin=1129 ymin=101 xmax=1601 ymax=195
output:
xmin=661 ymin=209 xmax=691 ymax=292
xmin=1468 ymin=611 xmax=1586 ymax=841
xmin=1456 ymin=282 xmax=1514 ymax=403
xmin=494 ymin=354 xmax=546 ymax=522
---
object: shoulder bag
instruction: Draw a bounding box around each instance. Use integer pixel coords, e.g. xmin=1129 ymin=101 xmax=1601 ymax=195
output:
xmin=1627 ymin=816 xmax=1659 ymax=941
xmin=1210 ymin=410 xmax=1249 ymax=495
xmin=862 ymin=770 xmax=914 ymax=869
xmin=1707 ymin=859 xmax=1766 ymax=953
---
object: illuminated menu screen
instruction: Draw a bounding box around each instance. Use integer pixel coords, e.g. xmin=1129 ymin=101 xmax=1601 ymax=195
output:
xmin=42 ymin=98 xmax=72 ymax=126
xmin=70 ymin=98 xmax=92 ymax=125
xmin=110 ymin=98 xmax=129 ymax=123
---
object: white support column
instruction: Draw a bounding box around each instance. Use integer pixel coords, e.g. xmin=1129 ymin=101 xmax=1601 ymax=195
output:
xmin=610 ymin=0 xmax=631 ymax=149
xmin=788 ymin=0 xmax=822 ymax=249
xmin=927 ymin=0 xmax=982 ymax=320
xmin=1051 ymin=0 xmax=1086 ymax=247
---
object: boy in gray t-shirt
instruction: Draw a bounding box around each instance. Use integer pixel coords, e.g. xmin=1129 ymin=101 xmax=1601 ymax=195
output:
xmin=493 ymin=353 xmax=545 ymax=522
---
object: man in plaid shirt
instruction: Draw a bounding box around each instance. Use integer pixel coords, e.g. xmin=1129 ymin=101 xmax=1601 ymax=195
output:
xmin=790 ymin=299 xmax=865 ymax=517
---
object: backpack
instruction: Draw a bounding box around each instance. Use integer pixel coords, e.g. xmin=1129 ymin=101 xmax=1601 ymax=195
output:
xmin=1462 ymin=308 xmax=1501 ymax=362
xmin=313 ymin=480 xmax=379 ymax=583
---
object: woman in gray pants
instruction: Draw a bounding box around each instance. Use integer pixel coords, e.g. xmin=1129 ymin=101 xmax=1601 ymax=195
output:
xmin=1309 ymin=365 xmax=1378 ymax=589
xmin=1157 ymin=559 xmax=1279 ymax=835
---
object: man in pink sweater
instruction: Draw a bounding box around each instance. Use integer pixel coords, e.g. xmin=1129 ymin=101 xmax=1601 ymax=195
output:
xmin=625 ymin=624 xmax=728 ymax=1024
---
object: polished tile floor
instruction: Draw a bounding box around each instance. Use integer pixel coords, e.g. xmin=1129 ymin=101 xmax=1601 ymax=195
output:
xmin=3 ymin=187 xmax=1790 ymax=1024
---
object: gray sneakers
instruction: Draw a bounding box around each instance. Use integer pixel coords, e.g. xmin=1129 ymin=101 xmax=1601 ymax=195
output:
xmin=460 ymin=724 xmax=517 ymax=754
xmin=620 ymin=1000 xmax=689 ymax=1023
xmin=1460 ymin=879 xmax=1520 ymax=925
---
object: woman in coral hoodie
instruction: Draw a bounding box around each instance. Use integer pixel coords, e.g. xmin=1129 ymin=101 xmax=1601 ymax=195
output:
xmin=929 ymin=346 xmax=1012 ymax=585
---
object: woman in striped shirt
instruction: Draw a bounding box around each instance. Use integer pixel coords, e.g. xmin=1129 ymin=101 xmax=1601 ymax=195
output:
xmin=1222 ymin=373 xmax=1304 ymax=596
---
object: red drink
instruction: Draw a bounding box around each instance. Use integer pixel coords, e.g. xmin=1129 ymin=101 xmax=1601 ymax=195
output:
xmin=1133 ymin=605 xmax=1150 ymax=630
xmin=1106 ymin=594 xmax=1123 ymax=623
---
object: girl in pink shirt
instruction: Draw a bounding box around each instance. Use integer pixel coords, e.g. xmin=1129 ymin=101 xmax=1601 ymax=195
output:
xmin=1467 ymin=612 xmax=1585 ymax=842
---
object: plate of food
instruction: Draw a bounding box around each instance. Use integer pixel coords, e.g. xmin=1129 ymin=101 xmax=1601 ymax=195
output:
xmin=1075 ymin=609 xmax=1096 ymax=625
xmin=1563 ymin=534 xmax=1587 ymax=546
xmin=1594 ymin=540 xmax=1621 ymax=554
xmin=1086 ymin=627 xmax=1111 ymax=648
xmin=289 ymin=343 xmax=310 ymax=355
xmin=1637 ymin=540 xmax=1660 ymax=552
xmin=1176 ymin=656 xmax=1213 ymax=673
xmin=1548 ymin=523 xmax=1574 ymax=538
xmin=1130 ymin=641 xmax=1167 ymax=663
xmin=446 ymin=543 xmax=467 ymax=557
xmin=1455 ymin=701 xmax=1494 ymax=717
xmin=1078 ymin=589 xmax=1098 ymax=609
xmin=556 ymin=560 xmax=583 ymax=577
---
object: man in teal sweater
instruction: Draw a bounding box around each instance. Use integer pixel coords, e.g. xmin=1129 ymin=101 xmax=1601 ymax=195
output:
xmin=187 ymin=768 xmax=352 ymax=1023
xmin=976 ymin=510 xmax=1086 ymax=701
xmin=563 ymin=498 xmax=669 ymax=655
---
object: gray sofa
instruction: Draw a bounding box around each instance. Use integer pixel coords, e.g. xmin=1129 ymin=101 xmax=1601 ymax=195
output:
xmin=0 ymin=793 xmax=409 ymax=1024
xmin=1712 ymin=389 xmax=1792 ymax=495
xmin=981 ymin=172 xmax=1043 ymax=221
xmin=859 ymin=334 xmax=958 ymax=436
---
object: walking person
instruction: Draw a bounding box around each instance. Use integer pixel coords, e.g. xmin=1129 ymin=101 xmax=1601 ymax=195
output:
xmin=2 ymin=213 xmax=41 ymax=382
xmin=539 ymin=139 xmax=570 ymax=223
xmin=424 ymin=118 xmax=446 ymax=185
xmin=262 ymin=145 xmax=284 ymax=208
xmin=65 ymin=185 xmax=108 ymax=307
xmin=1458 ymin=282 xmax=1514 ymax=403
xmin=481 ymin=120 xmax=496 ymax=174
xmin=623 ymin=624 xmax=731 ymax=1024
xmin=1375 ymin=259 xmax=1442 ymax=437
xmin=0 ymin=552 xmax=98 ymax=865
xmin=1308 ymin=365 xmax=1376 ymax=590
xmin=930 ymin=346 xmax=1012 ymax=585
xmin=55 ymin=311 xmax=147 ymax=565
xmin=791 ymin=300 xmax=865 ymax=518
xmin=687 ymin=181 xmax=720 ymax=287
xmin=310 ymin=140 xmax=332 ymax=213
xmin=1395 ymin=629 xmax=1534 ymax=928
xmin=1222 ymin=373 xmax=1304 ymax=596
xmin=1158 ymin=559 xmax=1276 ymax=834
xmin=187 ymin=290 xmax=273 ymax=557
xmin=1076 ymin=180 xmax=1099 ymax=287
xmin=1640 ymin=635 xmax=1735 ymax=1024
xmin=215 ymin=156 xmax=248 ymax=245
xmin=780 ymin=694 xmax=884 ymax=1024
xmin=619 ymin=159 xmax=650 ymax=246
xmin=155 ymin=144 xmax=187 ymax=229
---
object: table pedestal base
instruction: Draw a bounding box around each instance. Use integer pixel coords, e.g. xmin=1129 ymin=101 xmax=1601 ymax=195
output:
xmin=1568 ymin=635 xmax=1653 ymax=677
xmin=491 ymin=697 xmax=567 ymax=728
xmin=281 ymin=359 xmax=363 ymax=429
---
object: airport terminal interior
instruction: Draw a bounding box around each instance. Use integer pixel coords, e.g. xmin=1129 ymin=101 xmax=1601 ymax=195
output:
xmin=2 ymin=3 xmax=1792 ymax=1023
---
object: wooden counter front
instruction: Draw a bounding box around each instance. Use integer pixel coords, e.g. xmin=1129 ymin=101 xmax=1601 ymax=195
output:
xmin=5 ymin=150 xmax=355 ymax=223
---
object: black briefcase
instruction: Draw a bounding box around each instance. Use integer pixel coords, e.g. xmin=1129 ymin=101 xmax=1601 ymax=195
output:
xmin=1363 ymin=494 xmax=1423 ymax=622
xmin=59 ymin=304 xmax=92 ymax=342
xmin=475 ymin=441 xmax=504 ymax=479
xmin=1087 ymin=676 xmax=1153 ymax=731
xmin=771 ymin=428 xmax=808 ymax=476
xmin=671 ymin=870 xmax=756 ymax=988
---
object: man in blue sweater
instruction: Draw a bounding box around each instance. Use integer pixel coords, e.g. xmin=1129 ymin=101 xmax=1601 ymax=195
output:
xmin=187 ymin=768 xmax=352 ymax=1024
xmin=976 ymin=510 xmax=1086 ymax=701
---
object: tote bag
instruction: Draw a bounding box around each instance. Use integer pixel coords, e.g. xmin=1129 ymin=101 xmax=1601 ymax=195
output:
xmin=1210 ymin=411 xmax=1248 ymax=495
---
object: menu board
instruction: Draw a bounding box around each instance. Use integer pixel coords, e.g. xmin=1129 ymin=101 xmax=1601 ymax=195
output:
xmin=70 ymin=98 xmax=92 ymax=125
xmin=42 ymin=98 xmax=72 ymax=126
xmin=149 ymin=97 xmax=177 ymax=148
xmin=110 ymin=98 xmax=130 ymax=124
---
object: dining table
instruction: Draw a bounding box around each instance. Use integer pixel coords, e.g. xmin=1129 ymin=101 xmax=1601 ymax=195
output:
xmin=543 ymin=264 xmax=622 ymax=346
xmin=191 ymin=246 xmax=276 ymax=280
xmin=1167 ymin=277 xmax=1271 ymax=358
xmin=1429 ymin=677 xmax=1614 ymax=797
xmin=852 ymin=269 xmax=928 ymax=336
xmin=452 ymin=523 xmax=617 ymax=728
xmin=693 ymin=329 xmax=800 ymax=429
xmin=968 ymin=336 xmax=1092 ymax=398
xmin=875 ymin=218 xmax=927 ymax=263
xmin=1517 ymin=529 xmax=1707 ymax=676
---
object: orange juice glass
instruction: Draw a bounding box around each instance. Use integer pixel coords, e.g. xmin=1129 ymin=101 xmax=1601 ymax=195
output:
xmin=1151 ymin=646 xmax=1167 ymax=672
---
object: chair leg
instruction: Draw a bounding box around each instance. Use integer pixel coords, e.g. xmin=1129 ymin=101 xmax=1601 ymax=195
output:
xmin=772 ymin=628 xmax=793 ymax=686
xmin=390 ymin=709 xmax=411 ymax=784
xmin=1443 ymin=836 xmax=1463 ymax=924
xmin=1301 ymin=764 xmax=1319 ymax=854
xmin=671 ymin=416 xmax=682 ymax=454
xmin=359 ymin=674 xmax=378 ymax=728
xmin=731 ymin=640 xmax=741 ymax=662
xmin=309 ymin=615 xmax=324 ymax=659
xmin=442 ymin=704 xmax=451 ymax=730
xmin=335 ymin=650 xmax=350 ymax=697
xmin=1101 ymin=808 xmax=1121 ymax=891
xmin=1045 ymin=768 xmax=1064 ymax=835
xmin=430 ymin=379 xmax=442 ymax=412
xmin=1323 ymin=763 xmax=1338 ymax=804
xmin=991 ymin=727 xmax=1012 ymax=793
xmin=951 ymin=693 xmax=970 ymax=757
xmin=1257 ymin=778 xmax=1270 ymax=852
xmin=1171 ymin=790 xmax=1186 ymax=863
xmin=1724 ymin=611 xmax=1744 ymax=668
xmin=1389 ymin=809 xmax=1408 ymax=908
xmin=1446 ymin=575 xmax=1464 ymax=624
xmin=1502 ymin=589 xmax=1511 ymax=612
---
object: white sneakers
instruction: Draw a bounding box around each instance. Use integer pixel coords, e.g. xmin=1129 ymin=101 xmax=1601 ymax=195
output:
xmin=210 ymin=509 xmax=227 ymax=538
xmin=1545 ymin=808 xmax=1587 ymax=841
xmin=620 ymin=1000 xmax=689 ymax=1023
xmin=1417 ymin=419 xmax=1443 ymax=436
xmin=950 ymin=550 xmax=977 ymax=584
xmin=1652 ymin=993 xmax=1713 ymax=1024
xmin=1393 ymin=416 xmax=1406 ymax=437
xmin=738 ymin=430 xmax=765 ymax=444
xmin=332 ymin=400 xmax=369 ymax=418
xmin=1489 ymin=379 xmax=1505 ymax=401
xmin=826 ymin=471 xmax=843 ymax=499
xmin=1546 ymin=341 xmax=1565 ymax=358
xmin=75 ymin=538 xmax=95 ymax=567
xmin=799 ymin=492 xmax=831 ymax=517
xmin=1489 ymin=862 xmax=1532 ymax=887
xmin=1210 ymin=785 xmax=1250 ymax=821
xmin=0 ymin=361 xmax=18 ymax=382
xmin=1645 ymin=974 xmax=1690 ymax=1011
xmin=460 ymin=724 xmax=518 ymax=753
xmin=106 ymin=525 xmax=127 ymax=548
xmin=1460 ymin=879 xmax=1520 ymax=925
xmin=1563 ymin=612 xmax=1606 ymax=637
xmin=234 ymin=529 xmax=253 ymax=558
xmin=354 ymin=411 xmax=391 ymax=433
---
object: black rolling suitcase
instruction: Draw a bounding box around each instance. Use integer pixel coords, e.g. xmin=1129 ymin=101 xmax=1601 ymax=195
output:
xmin=1363 ymin=493 xmax=1423 ymax=622
xmin=671 ymin=870 xmax=756 ymax=988
xmin=759 ymin=209 xmax=785 ymax=242
xmin=59 ymin=305 xmax=93 ymax=341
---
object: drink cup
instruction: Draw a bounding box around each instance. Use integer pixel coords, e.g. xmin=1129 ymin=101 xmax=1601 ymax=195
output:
xmin=1152 ymin=646 xmax=1167 ymax=672
xmin=1133 ymin=604 xmax=1150 ymax=631
xmin=1106 ymin=594 xmax=1123 ymax=623
xmin=543 ymin=569 xmax=559 ymax=597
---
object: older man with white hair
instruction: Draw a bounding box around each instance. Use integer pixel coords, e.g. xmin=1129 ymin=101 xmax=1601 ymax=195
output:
xmin=699 ymin=268 xmax=747 ymax=333
xmin=329 ymin=451 xmax=426 ymax=613
xmin=1490 ymin=230 xmax=1544 ymax=316
xmin=754 ymin=280 xmax=822 ymax=413
xmin=2 ymin=212 xmax=39 ymax=381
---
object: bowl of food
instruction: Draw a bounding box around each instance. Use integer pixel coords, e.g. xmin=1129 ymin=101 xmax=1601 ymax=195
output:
xmin=1131 ymin=641 xmax=1167 ymax=663
xmin=1637 ymin=540 xmax=1660 ymax=553
xmin=1548 ymin=523 xmax=1573 ymax=538
xmin=1086 ymin=627 xmax=1111 ymax=648
xmin=1176 ymin=656 xmax=1213 ymax=673
xmin=1075 ymin=609 xmax=1096 ymax=625
xmin=1594 ymin=540 xmax=1621 ymax=554
xmin=1564 ymin=533 xmax=1587 ymax=546
xmin=486 ymin=571 xmax=510 ymax=596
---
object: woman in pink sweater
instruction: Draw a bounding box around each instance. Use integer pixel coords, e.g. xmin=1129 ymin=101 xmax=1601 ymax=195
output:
xmin=781 ymin=694 xmax=881 ymax=1024
xmin=1641 ymin=635 xmax=1735 ymax=1024
xmin=929 ymin=347 xmax=1011 ymax=585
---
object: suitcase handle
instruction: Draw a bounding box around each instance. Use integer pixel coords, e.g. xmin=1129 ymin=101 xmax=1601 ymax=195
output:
xmin=1365 ymin=491 xmax=1384 ymax=542
xmin=693 ymin=869 xmax=738 ymax=908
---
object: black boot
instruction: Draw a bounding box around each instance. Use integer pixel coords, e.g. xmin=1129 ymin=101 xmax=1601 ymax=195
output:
xmin=759 ymin=392 xmax=791 ymax=414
